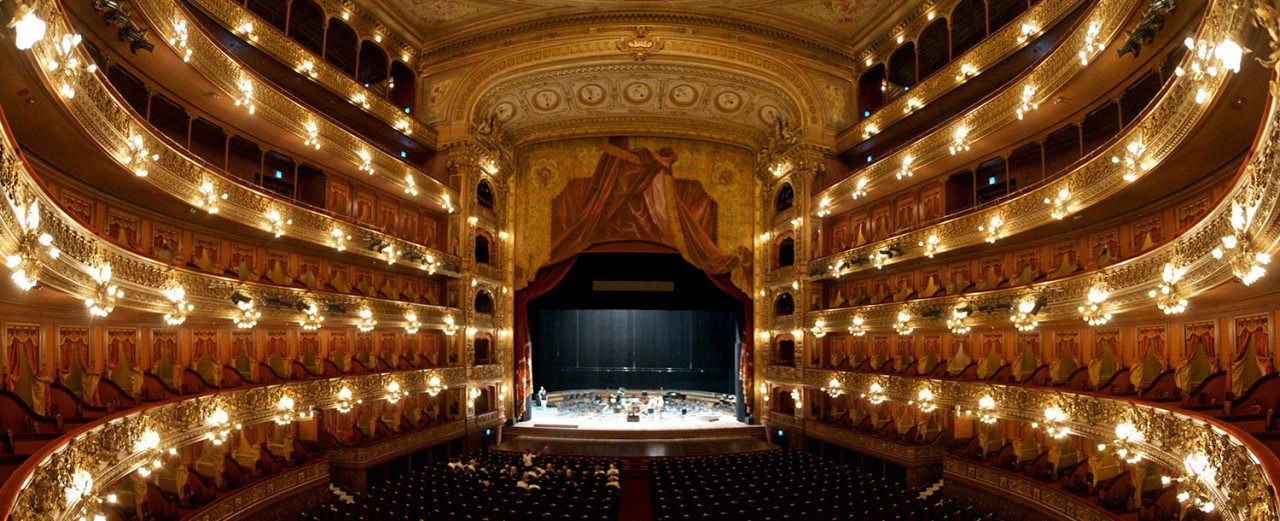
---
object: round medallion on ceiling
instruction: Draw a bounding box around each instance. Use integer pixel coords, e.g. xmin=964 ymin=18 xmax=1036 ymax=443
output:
xmin=623 ymin=82 xmax=653 ymax=104
xmin=577 ymin=83 xmax=607 ymax=106
xmin=758 ymin=105 xmax=781 ymax=125
xmin=493 ymin=101 xmax=517 ymax=122
xmin=532 ymin=89 xmax=562 ymax=111
xmin=714 ymin=91 xmax=743 ymax=112
xmin=668 ymin=84 xmax=698 ymax=107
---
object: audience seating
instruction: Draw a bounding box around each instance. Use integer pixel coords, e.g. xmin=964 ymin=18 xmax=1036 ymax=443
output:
xmin=650 ymin=450 xmax=1003 ymax=521
xmin=303 ymin=451 xmax=621 ymax=521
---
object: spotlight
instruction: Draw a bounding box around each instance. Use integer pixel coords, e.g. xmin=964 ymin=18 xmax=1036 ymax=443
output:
xmin=230 ymin=292 xmax=252 ymax=307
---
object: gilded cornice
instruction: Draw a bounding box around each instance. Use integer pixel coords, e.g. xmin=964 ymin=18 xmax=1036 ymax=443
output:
xmin=835 ymin=0 xmax=1087 ymax=152
xmin=185 ymin=0 xmax=436 ymax=146
xmin=128 ymin=0 xmax=453 ymax=206
xmin=815 ymin=0 xmax=1139 ymax=210
xmin=23 ymin=2 xmax=462 ymax=278
xmin=765 ymin=368 xmax=1279 ymax=521
xmin=0 ymin=365 xmax=472 ymax=521
xmin=806 ymin=0 xmax=1261 ymax=332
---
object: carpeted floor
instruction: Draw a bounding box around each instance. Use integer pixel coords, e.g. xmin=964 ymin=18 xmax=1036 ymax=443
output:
xmin=618 ymin=475 xmax=654 ymax=521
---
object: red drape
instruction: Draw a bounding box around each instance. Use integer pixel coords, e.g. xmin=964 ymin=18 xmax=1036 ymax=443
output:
xmin=547 ymin=137 xmax=750 ymax=281
xmin=513 ymin=257 xmax=578 ymax=420
xmin=706 ymin=272 xmax=754 ymax=406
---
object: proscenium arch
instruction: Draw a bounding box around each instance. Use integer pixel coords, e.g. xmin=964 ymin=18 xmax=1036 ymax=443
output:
xmin=445 ymin=32 xmax=830 ymax=145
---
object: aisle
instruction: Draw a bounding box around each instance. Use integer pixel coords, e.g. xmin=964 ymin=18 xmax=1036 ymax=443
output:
xmin=618 ymin=473 xmax=654 ymax=521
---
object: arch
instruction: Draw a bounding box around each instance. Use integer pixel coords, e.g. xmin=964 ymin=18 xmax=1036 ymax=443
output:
xmin=389 ymin=60 xmax=415 ymax=112
xmin=323 ymin=19 xmax=358 ymax=77
xmin=917 ymin=19 xmax=951 ymax=80
xmin=775 ymin=335 xmax=796 ymax=366
xmin=476 ymin=179 xmax=495 ymax=209
xmin=474 ymin=232 xmax=492 ymax=265
xmin=888 ymin=43 xmax=917 ymax=90
xmin=286 ymin=0 xmax=326 ymax=56
xmin=775 ymin=182 xmax=794 ymax=212
xmin=774 ymin=293 xmax=795 ymax=316
xmin=857 ymin=63 xmax=887 ymax=118
xmin=357 ymin=40 xmax=390 ymax=94
xmin=950 ymin=0 xmax=987 ymax=58
xmin=777 ymin=236 xmax=795 ymax=269
xmin=474 ymin=290 xmax=495 ymax=314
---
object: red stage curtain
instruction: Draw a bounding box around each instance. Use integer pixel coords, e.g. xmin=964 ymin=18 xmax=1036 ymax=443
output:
xmin=513 ymin=257 xmax=577 ymax=419
xmin=548 ymin=137 xmax=749 ymax=282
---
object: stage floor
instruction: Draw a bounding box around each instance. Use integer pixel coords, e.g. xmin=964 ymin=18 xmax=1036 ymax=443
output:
xmin=492 ymin=435 xmax=775 ymax=458
xmin=516 ymin=405 xmax=748 ymax=430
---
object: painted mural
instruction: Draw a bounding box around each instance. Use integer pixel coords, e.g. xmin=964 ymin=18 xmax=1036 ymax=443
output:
xmin=515 ymin=137 xmax=756 ymax=290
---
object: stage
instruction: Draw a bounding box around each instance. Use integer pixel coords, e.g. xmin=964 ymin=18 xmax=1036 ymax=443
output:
xmin=515 ymin=405 xmax=747 ymax=431
xmin=497 ymin=389 xmax=769 ymax=458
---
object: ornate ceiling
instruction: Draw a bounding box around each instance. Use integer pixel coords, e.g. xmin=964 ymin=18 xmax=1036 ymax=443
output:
xmin=367 ymin=0 xmax=909 ymax=51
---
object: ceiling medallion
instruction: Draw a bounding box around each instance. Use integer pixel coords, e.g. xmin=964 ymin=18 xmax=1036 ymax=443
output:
xmin=623 ymin=82 xmax=653 ymax=104
xmin=577 ymin=84 xmax=607 ymax=106
xmin=715 ymin=91 xmax=743 ymax=112
xmin=616 ymin=27 xmax=664 ymax=61
xmin=668 ymin=84 xmax=698 ymax=107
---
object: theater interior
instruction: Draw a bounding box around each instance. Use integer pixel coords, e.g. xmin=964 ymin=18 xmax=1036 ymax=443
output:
xmin=0 ymin=0 xmax=1277 ymax=520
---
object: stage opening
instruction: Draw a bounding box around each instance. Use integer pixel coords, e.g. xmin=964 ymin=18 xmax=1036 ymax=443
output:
xmin=528 ymin=252 xmax=744 ymax=407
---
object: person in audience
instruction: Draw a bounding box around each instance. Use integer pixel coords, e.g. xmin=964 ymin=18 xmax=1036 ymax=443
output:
xmin=605 ymin=475 xmax=621 ymax=489
xmin=606 ymin=463 xmax=620 ymax=477
xmin=522 ymin=450 xmax=536 ymax=468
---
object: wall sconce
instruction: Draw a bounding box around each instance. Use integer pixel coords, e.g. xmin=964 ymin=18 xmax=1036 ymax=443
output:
xmin=810 ymin=319 xmax=827 ymax=338
xmin=357 ymin=149 xmax=374 ymax=175
xmin=1150 ymin=262 xmax=1188 ymax=314
xmin=980 ymin=215 xmax=1005 ymax=243
xmin=1039 ymin=405 xmax=1070 ymax=438
xmin=893 ymin=309 xmax=913 ymax=335
xmin=977 ymin=395 xmax=997 ymax=424
xmin=443 ymin=316 xmax=459 ymax=336
xmin=233 ymin=78 xmax=255 ymax=114
xmin=264 ymin=209 xmax=292 ymax=238
xmin=823 ymin=378 xmax=844 ymax=398
xmin=947 ymin=304 xmax=971 ymax=335
xmin=195 ymin=178 xmax=227 ymax=214
xmin=386 ymin=381 xmax=407 ymax=404
xmin=232 ymin=292 xmax=260 ymax=329
xmin=759 ymin=382 xmax=769 ymax=402
xmin=897 ymin=156 xmax=913 ymax=180
xmin=949 ymin=126 xmax=971 ymax=155
xmin=909 ymin=388 xmax=936 ymax=413
xmin=122 ymin=132 xmax=158 ymax=177
xmin=1212 ymin=200 xmax=1269 ymax=286
xmin=1010 ymin=295 xmax=1040 ymax=331
xmin=1112 ymin=141 xmax=1150 ymax=182
xmin=1045 ymin=187 xmax=1075 ymax=220
xmin=299 ymin=301 xmax=323 ymax=331
xmin=425 ymin=375 xmax=444 ymax=396
xmin=404 ymin=311 xmax=421 ymax=334
xmin=162 ymin=281 xmax=193 ymax=326
xmin=790 ymin=389 xmax=802 ymax=410
xmin=850 ymin=177 xmax=869 ymax=200
xmin=85 ymin=260 xmax=123 ymax=318
xmin=468 ymin=386 xmax=482 ymax=405
xmin=1017 ymin=85 xmax=1039 ymax=119
xmin=1079 ymin=286 xmax=1112 ymax=325
xmin=5 ymin=196 xmax=57 ymax=291
xmin=1078 ymin=21 xmax=1102 ymax=65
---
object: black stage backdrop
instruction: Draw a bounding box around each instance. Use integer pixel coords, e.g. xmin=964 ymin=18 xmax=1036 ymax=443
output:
xmin=530 ymin=252 xmax=740 ymax=394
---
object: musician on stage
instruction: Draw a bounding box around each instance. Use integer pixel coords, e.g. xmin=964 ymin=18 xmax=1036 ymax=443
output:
xmin=537 ymin=386 xmax=548 ymax=409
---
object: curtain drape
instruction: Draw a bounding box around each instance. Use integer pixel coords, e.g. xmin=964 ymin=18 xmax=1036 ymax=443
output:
xmin=513 ymin=257 xmax=578 ymax=420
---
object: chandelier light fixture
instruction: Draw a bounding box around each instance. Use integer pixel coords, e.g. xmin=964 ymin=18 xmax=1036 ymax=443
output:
xmin=336 ymin=386 xmax=362 ymax=413
xmin=848 ymin=315 xmax=866 ymax=337
xmin=1112 ymin=141 xmax=1150 ymax=182
xmin=1010 ymin=296 xmax=1039 ymax=332
xmin=205 ymin=408 xmax=239 ymax=445
xmin=919 ymin=233 xmax=940 ymax=258
xmin=908 ymin=388 xmax=937 ymax=413
xmin=162 ymin=280 xmax=193 ymax=326
xmin=862 ymin=382 xmax=887 ymax=405
xmin=8 ymin=4 xmax=48 ymax=50
xmin=1078 ymin=21 xmax=1103 ymax=65
xmin=405 ymin=311 xmax=421 ymax=334
xmin=425 ymin=375 xmax=444 ymax=396
xmin=84 ymin=260 xmax=123 ymax=318
xmin=264 ymin=209 xmax=292 ymax=238
xmin=977 ymin=395 xmax=998 ymax=424
xmin=1045 ymin=187 xmax=1075 ymax=220
xmin=330 ymin=228 xmax=350 ymax=252
xmin=949 ymin=126 xmax=971 ymax=155
xmin=194 ymin=178 xmax=227 ymax=214
xmin=232 ymin=292 xmax=261 ymax=329
xmin=1038 ymin=405 xmax=1071 ymax=439
xmin=122 ymin=132 xmax=158 ymax=177
xmin=897 ymin=156 xmax=913 ymax=180
xmin=47 ymin=32 xmax=97 ymax=99
xmin=296 ymin=59 xmax=317 ymax=78
xmin=810 ymin=318 xmax=827 ymax=338
xmin=893 ymin=309 xmax=914 ymax=335
xmin=1163 ymin=452 xmax=1218 ymax=514
xmin=404 ymin=174 xmax=419 ymax=197
xmin=234 ymin=78 xmax=255 ymax=114
xmin=299 ymin=300 xmax=323 ymax=331
xmin=1211 ymin=200 xmax=1269 ymax=286
xmin=443 ymin=316 xmax=459 ymax=336
xmin=979 ymin=215 xmax=1005 ymax=243
xmin=822 ymin=377 xmax=844 ymax=398
xmin=850 ymin=178 xmax=869 ymax=200
xmin=357 ymin=149 xmax=374 ymax=175
xmin=947 ymin=304 xmax=972 ymax=335
xmin=1016 ymin=85 xmax=1039 ymax=119
xmin=1150 ymin=261 xmax=1188 ymax=314
xmin=358 ymin=307 xmax=377 ymax=332
xmin=6 ymin=195 xmax=58 ymax=291
xmin=303 ymin=121 xmax=321 ymax=149
xmin=168 ymin=20 xmax=192 ymax=62
xmin=1079 ymin=285 xmax=1112 ymax=326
